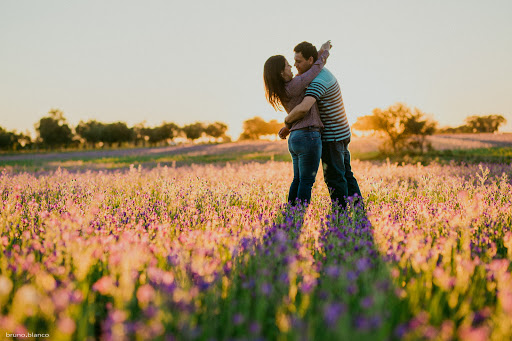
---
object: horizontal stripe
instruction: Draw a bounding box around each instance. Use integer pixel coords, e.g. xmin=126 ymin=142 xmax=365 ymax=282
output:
xmin=305 ymin=85 xmax=327 ymax=97
xmin=323 ymin=124 xmax=351 ymax=131
xmin=323 ymin=127 xmax=350 ymax=133
xmin=319 ymin=100 xmax=343 ymax=109
xmin=323 ymin=134 xmax=351 ymax=140
xmin=322 ymin=134 xmax=351 ymax=141
xmin=322 ymin=121 xmax=350 ymax=129
xmin=321 ymin=118 xmax=349 ymax=126
xmin=321 ymin=116 xmax=347 ymax=123
xmin=319 ymin=93 xmax=343 ymax=105
xmin=307 ymin=81 xmax=328 ymax=89
xmin=322 ymin=128 xmax=351 ymax=134
xmin=323 ymin=122 xmax=351 ymax=130
xmin=318 ymin=99 xmax=344 ymax=108
xmin=323 ymin=129 xmax=351 ymax=137
xmin=320 ymin=107 xmax=347 ymax=115
xmin=307 ymin=83 xmax=328 ymax=92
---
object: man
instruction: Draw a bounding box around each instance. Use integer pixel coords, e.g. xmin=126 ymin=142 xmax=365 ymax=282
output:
xmin=279 ymin=41 xmax=362 ymax=209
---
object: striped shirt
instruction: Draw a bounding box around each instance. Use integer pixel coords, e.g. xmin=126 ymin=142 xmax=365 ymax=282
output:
xmin=305 ymin=68 xmax=351 ymax=141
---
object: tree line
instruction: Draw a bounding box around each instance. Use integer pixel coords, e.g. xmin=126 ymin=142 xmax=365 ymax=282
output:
xmin=0 ymin=109 xmax=230 ymax=151
xmin=439 ymin=115 xmax=507 ymax=134
xmin=0 ymin=106 xmax=507 ymax=152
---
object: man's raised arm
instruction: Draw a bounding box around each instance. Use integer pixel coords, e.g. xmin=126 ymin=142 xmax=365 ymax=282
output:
xmin=284 ymin=96 xmax=317 ymax=125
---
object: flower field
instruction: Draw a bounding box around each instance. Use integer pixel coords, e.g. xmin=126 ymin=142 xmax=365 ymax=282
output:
xmin=1 ymin=160 xmax=512 ymax=340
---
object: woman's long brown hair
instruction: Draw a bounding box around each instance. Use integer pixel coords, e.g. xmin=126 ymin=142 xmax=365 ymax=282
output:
xmin=263 ymin=55 xmax=289 ymax=111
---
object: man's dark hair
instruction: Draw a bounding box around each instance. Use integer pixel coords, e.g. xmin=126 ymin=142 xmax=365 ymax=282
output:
xmin=294 ymin=41 xmax=318 ymax=62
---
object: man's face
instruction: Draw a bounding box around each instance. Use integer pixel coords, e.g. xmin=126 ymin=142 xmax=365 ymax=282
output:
xmin=294 ymin=52 xmax=313 ymax=75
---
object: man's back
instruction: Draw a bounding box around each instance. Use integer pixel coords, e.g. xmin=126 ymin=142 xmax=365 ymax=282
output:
xmin=305 ymin=68 xmax=351 ymax=142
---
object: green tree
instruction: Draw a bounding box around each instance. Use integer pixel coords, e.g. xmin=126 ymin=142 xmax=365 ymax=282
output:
xmin=205 ymin=122 xmax=228 ymax=139
xmin=133 ymin=122 xmax=150 ymax=147
xmin=149 ymin=122 xmax=180 ymax=145
xmin=102 ymin=122 xmax=134 ymax=147
xmin=17 ymin=131 xmax=32 ymax=150
xmin=403 ymin=111 xmax=437 ymax=153
xmin=464 ymin=115 xmax=507 ymax=133
xmin=239 ymin=117 xmax=281 ymax=140
xmin=182 ymin=122 xmax=205 ymax=141
xmin=76 ymin=120 xmax=106 ymax=148
xmin=35 ymin=109 xmax=74 ymax=149
xmin=161 ymin=122 xmax=180 ymax=140
xmin=353 ymin=103 xmax=438 ymax=153
xmin=437 ymin=125 xmax=471 ymax=134
xmin=239 ymin=117 xmax=266 ymax=140
xmin=0 ymin=127 xmax=19 ymax=150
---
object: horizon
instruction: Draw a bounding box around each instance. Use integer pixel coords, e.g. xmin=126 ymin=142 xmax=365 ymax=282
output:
xmin=1 ymin=0 xmax=511 ymax=139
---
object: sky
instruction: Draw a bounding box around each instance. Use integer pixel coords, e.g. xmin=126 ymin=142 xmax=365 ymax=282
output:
xmin=1 ymin=0 xmax=511 ymax=139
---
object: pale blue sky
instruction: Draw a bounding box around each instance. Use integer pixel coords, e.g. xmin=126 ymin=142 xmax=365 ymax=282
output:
xmin=1 ymin=0 xmax=511 ymax=138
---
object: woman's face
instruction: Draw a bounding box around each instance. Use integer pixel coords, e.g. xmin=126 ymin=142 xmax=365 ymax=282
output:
xmin=281 ymin=59 xmax=293 ymax=82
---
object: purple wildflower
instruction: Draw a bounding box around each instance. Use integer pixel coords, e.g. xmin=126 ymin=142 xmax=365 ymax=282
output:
xmin=323 ymin=303 xmax=346 ymax=328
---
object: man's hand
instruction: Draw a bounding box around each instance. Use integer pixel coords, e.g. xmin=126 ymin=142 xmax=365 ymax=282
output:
xmin=278 ymin=126 xmax=290 ymax=140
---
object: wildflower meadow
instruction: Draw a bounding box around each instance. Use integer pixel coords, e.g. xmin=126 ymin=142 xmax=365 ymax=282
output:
xmin=1 ymin=160 xmax=511 ymax=340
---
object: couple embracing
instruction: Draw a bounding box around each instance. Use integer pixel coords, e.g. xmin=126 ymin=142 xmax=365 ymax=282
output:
xmin=264 ymin=41 xmax=362 ymax=209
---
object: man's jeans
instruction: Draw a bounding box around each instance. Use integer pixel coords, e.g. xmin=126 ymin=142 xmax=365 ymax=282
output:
xmin=322 ymin=138 xmax=362 ymax=208
xmin=288 ymin=130 xmax=322 ymax=205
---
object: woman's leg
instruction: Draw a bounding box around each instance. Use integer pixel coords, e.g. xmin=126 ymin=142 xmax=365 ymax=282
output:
xmin=288 ymin=138 xmax=300 ymax=205
xmin=296 ymin=131 xmax=322 ymax=204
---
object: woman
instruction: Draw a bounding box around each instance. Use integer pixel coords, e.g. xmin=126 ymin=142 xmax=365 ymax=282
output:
xmin=263 ymin=41 xmax=331 ymax=206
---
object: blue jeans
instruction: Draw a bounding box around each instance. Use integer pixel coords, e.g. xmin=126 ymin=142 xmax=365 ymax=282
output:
xmin=288 ymin=130 xmax=322 ymax=205
xmin=322 ymin=138 xmax=362 ymax=208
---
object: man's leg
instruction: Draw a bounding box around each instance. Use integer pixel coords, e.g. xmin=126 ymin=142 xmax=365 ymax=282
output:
xmin=321 ymin=140 xmax=349 ymax=208
xmin=343 ymin=140 xmax=363 ymax=205
xmin=342 ymin=140 xmax=362 ymax=198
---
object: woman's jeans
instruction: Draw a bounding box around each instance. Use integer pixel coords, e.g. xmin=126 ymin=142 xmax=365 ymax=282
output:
xmin=287 ymin=129 xmax=322 ymax=205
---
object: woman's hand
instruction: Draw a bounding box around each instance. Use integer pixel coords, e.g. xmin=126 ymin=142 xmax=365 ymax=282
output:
xmin=319 ymin=40 xmax=332 ymax=53
xmin=278 ymin=126 xmax=290 ymax=140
